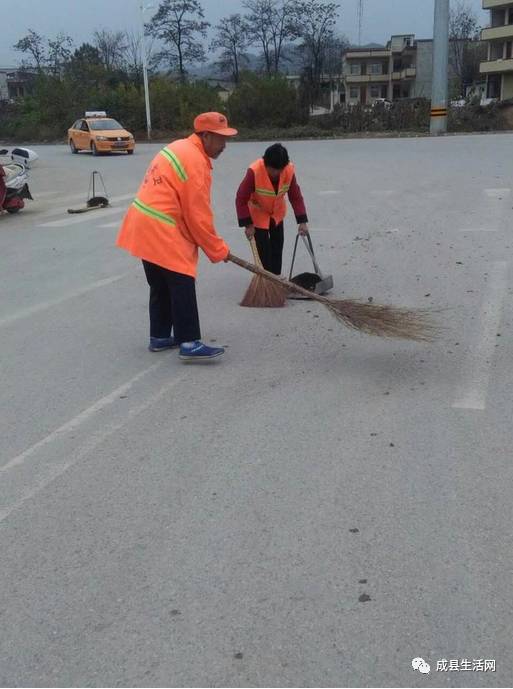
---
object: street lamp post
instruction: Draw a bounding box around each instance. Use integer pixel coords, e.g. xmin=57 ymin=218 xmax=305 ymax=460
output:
xmin=430 ymin=0 xmax=449 ymax=135
xmin=140 ymin=1 xmax=153 ymax=140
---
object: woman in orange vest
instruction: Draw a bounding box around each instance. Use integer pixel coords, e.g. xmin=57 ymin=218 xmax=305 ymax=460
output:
xmin=236 ymin=143 xmax=309 ymax=275
xmin=116 ymin=112 xmax=237 ymax=362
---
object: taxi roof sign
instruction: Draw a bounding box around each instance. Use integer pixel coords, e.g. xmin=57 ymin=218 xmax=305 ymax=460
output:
xmin=85 ymin=110 xmax=107 ymax=118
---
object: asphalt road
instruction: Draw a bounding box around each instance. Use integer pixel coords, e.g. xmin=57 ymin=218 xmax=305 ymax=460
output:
xmin=1 ymin=135 xmax=512 ymax=687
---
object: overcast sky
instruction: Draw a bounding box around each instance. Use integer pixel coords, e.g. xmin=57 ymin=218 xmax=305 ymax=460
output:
xmin=0 ymin=0 xmax=489 ymax=66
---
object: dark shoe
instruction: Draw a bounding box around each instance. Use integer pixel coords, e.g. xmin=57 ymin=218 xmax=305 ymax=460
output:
xmin=179 ymin=341 xmax=224 ymax=361
xmin=148 ymin=336 xmax=177 ymax=352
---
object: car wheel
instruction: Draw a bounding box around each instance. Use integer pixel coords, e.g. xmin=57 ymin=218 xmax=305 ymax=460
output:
xmin=69 ymin=139 xmax=78 ymax=154
xmin=6 ymin=207 xmax=20 ymax=214
xmin=91 ymin=142 xmax=99 ymax=156
xmin=127 ymin=149 xmax=134 ymax=155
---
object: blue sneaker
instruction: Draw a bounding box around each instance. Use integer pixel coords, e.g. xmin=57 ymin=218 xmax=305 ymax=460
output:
xmin=179 ymin=340 xmax=224 ymax=361
xmin=148 ymin=336 xmax=177 ymax=352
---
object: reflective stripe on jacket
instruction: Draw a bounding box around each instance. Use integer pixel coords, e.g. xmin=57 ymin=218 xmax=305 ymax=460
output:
xmin=248 ymin=158 xmax=295 ymax=228
xmin=116 ymin=134 xmax=229 ymax=277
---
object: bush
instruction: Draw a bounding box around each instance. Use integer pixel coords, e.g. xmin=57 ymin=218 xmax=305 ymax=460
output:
xmin=227 ymin=72 xmax=307 ymax=129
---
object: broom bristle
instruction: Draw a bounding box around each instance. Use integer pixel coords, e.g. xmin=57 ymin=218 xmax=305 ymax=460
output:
xmin=240 ymin=274 xmax=287 ymax=308
xmin=326 ymin=299 xmax=440 ymax=341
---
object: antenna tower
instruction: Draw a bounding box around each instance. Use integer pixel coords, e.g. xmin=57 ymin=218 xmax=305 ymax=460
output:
xmin=357 ymin=0 xmax=364 ymax=45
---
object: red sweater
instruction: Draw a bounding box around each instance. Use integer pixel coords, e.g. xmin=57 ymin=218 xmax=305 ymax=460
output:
xmin=236 ymin=168 xmax=308 ymax=229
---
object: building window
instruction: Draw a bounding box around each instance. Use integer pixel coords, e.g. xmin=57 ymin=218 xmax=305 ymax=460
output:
xmin=350 ymin=63 xmax=361 ymax=75
xmin=369 ymin=63 xmax=382 ymax=75
xmin=490 ymin=42 xmax=504 ymax=60
xmin=370 ymin=86 xmax=380 ymax=98
xmin=487 ymin=74 xmax=501 ymax=99
xmin=350 ymin=87 xmax=359 ymax=99
xmin=507 ymin=42 xmax=513 ymax=59
xmin=509 ymin=8 xmax=513 ymax=24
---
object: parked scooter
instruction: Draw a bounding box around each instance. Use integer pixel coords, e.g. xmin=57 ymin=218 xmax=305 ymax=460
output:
xmin=0 ymin=160 xmax=33 ymax=214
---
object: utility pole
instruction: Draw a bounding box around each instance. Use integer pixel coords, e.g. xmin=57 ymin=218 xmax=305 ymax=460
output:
xmin=430 ymin=0 xmax=449 ymax=135
xmin=140 ymin=1 xmax=153 ymax=140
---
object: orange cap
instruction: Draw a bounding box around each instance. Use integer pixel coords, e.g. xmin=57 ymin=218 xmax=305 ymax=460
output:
xmin=193 ymin=112 xmax=238 ymax=136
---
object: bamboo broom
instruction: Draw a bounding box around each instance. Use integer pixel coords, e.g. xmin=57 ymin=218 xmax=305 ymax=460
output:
xmin=239 ymin=237 xmax=287 ymax=308
xmin=229 ymin=253 xmax=439 ymax=342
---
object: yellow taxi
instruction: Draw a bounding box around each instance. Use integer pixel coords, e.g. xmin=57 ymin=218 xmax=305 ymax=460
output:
xmin=68 ymin=111 xmax=135 ymax=155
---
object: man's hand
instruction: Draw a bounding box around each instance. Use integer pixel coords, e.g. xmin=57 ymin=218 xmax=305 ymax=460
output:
xmin=298 ymin=223 xmax=309 ymax=236
xmin=245 ymin=224 xmax=256 ymax=239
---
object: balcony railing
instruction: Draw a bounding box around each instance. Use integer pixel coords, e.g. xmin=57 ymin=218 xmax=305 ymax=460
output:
xmin=345 ymin=74 xmax=390 ymax=83
xmin=480 ymin=57 xmax=513 ymax=73
xmin=481 ymin=24 xmax=513 ymax=41
xmin=483 ymin=0 xmax=512 ymax=9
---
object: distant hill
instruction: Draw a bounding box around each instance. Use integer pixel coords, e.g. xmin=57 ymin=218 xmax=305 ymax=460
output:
xmin=189 ymin=43 xmax=306 ymax=80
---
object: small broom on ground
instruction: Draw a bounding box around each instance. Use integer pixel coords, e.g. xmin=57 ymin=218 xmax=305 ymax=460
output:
xmin=239 ymin=237 xmax=287 ymax=308
xmin=229 ymin=253 xmax=439 ymax=342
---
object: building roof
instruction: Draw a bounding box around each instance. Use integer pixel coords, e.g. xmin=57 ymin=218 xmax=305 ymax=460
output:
xmin=347 ymin=43 xmax=386 ymax=51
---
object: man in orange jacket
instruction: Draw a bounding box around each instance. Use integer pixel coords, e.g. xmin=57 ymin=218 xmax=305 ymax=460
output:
xmin=116 ymin=112 xmax=237 ymax=362
xmin=236 ymin=143 xmax=309 ymax=275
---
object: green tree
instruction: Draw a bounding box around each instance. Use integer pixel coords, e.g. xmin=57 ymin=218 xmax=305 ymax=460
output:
xmin=227 ymin=72 xmax=306 ymax=127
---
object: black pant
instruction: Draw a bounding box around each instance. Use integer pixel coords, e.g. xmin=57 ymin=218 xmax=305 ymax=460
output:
xmin=254 ymin=221 xmax=284 ymax=275
xmin=142 ymin=260 xmax=201 ymax=344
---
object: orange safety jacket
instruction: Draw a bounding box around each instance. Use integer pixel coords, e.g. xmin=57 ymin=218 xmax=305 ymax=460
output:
xmin=116 ymin=133 xmax=229 ymax=278
xmin=248 ymin=158 xmax=295 ymax=228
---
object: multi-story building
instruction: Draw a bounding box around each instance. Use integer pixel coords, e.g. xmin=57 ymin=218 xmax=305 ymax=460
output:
xmin=343 ymin=34 xmax=464 ymax=106
xmin=343 ymin=35 xmax=418 ymax=105
xmin=0 ymin=68 xmax=34 ymax=101
xmin=480 ymin=0 xmax=513 ymax=99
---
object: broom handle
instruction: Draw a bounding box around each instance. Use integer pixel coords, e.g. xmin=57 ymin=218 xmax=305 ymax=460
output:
xmin=248 ymin=237 xmax=264 ymax=269
xmin=228 ymin=253 xmax=332 ymax=305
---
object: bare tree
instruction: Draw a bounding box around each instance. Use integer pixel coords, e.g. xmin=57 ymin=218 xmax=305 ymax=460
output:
xmin=294 ymin=0 xmax=340 ymax=104
xmin=210 ymin=14 xmax=250 ymax=83
xmin=146 ymin=0 xmax=210 ymax=81
xmin=122 ymin=31 xmax=156 ymax=84
xmin=93 ymin=29 xmax=128 ymax=72
xmin=449 ymin=0 xmax=484 ymax=95
xmin=243 ymin=0 xmax=298 ymax=75
xmin=13 ymin=29 xmax=46 ymax=71
xmin=46 ymin=33 xmax=74 ymax=76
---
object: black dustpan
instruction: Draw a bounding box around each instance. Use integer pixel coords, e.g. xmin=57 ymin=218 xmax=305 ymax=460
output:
xmin=288 ymin=231 xmax=333 ymax=299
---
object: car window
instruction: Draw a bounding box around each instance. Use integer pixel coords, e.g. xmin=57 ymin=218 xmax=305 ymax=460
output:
xmin=71 ymin=120 xmax=80 ymax=129
xmin=89 ymin=119 xmax=123 ymax=131
xmin=80 ymin=121 xmax=90 ymax=131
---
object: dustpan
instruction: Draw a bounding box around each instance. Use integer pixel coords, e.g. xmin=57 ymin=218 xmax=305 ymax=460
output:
xmin=67 ymin=171 xmax=109 ymax=213
xmin=288 ymin=231 xmax=333 ymax=299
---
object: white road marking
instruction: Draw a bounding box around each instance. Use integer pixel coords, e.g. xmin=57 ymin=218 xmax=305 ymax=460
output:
xmin=0 ymin=365 xmax=184 ymax=523
xmin=0 ymin=362 xmax=162 ymax=475
xmin=452 ymin=261 xmax=509 ymax=411
xmin=34 ymin=190 xmax=61 ymax=198
xmin=38 ymin=204 xmax=127 ymax=227
xmin=37 ymin=193 xmax=134 ymax=219
xmin=317 ymin=190 xmax=341 ymax=196
xmin=484 ymin=188 xmax=510 ymax=198
xmin=0 ymin=272 xmax=131 ymax=328
xmin=98 ymin=221 xmax=121 ymax=228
